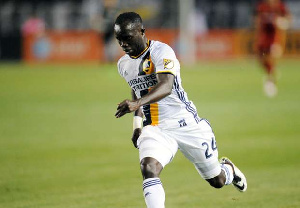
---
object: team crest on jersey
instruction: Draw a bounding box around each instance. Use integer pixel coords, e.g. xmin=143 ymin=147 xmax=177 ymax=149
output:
xmin=138 ymin=51 xmax=154 ymax=76
xmin=163 ymin=59 xmax=174 ymax=69
xmin=142 ymin=59 xmax=154 ymax=74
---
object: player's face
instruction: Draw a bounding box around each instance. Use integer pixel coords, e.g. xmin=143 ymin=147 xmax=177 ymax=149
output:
xmin=114 ymin=23 xmax=145 ymax=57
xmin=266 ymin=0 xmax=279 ymax=5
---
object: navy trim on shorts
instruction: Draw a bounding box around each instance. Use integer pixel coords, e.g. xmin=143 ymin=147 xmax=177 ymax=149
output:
xmin=174 ymin=76 xmax=201 ymax=123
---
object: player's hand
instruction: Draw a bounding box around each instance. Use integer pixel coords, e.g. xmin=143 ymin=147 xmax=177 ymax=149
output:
xmin=115 ymin=99 xmax=140 ymax=118
xmin=276 ymin=17 xmax=289 ymax=30
xmin=131 ymin=128 xmax=141 ymax=148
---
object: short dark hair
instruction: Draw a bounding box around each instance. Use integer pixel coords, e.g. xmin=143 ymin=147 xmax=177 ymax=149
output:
xmin=115 ymin=12 xmax=143 ymax=26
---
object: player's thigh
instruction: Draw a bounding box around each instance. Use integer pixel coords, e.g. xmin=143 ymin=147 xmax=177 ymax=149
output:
xmin=177 ymin=120 xmax=221 ymax=179
xmin=137 ymin=125 xmax=178 ymax=168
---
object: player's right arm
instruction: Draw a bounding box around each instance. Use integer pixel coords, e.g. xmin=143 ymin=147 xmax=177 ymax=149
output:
xmin=131 ymin=89 xmax=143 ymax=148
xmin=131 ymin=89 xmax=143 ymax=117
xmin=115 ymin=73 xmax=174 ymax=118
xmin=275 ymin=2 xmax=292 ymax=31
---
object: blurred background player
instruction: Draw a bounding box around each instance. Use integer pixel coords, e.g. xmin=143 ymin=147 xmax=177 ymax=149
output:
xmin=21 ymin=11 xmax=46 ymax=37
xmin=87 ymin=0 xmax=120 ymax=63
xmin=100 ymin=0 xmax=119 ymax=62
xmin=254 ymin=0 xmax=291 ymax=97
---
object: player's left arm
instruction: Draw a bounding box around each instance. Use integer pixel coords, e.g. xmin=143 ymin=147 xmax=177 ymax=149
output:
xmin=115 ymin=73 xmax=174 ymax=118
xmin=276 ymin=3 xmax=292 ymax=30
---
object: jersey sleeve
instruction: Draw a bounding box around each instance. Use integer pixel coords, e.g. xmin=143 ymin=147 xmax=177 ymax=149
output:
xmin=151 ymin=42 xmax=179 ymax=76
xmin=117 ymin=57 xmax=125 ymax=78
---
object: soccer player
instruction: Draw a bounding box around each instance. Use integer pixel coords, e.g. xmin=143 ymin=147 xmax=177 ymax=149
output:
xmin=114 ymin=12 xmax=247 ymax=208
xmin=254 ymin=0 xmax=291 ymax=97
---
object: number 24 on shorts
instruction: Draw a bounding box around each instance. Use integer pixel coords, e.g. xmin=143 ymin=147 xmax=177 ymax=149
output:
xmin=202 ymin=137 xmax=217 ymax=159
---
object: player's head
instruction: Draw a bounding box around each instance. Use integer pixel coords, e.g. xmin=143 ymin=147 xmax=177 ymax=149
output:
xmin=114 ymin=12 xmax=147 ymax=57
xmin=265 ymin=0 xmax=280 ymax=4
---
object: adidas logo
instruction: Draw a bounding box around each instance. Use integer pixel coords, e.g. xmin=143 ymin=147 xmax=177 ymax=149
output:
xmin=145 ymin=192 xmax=151 ymax=197
xmin=178 ymin=119 xmax=187 ymax=127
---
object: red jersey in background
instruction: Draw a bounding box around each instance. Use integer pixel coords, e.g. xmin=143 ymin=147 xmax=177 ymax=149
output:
xmin=256 ymin=1 xmax=289 ymax=52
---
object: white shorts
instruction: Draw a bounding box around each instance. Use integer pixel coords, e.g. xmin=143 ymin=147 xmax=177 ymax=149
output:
xmin=137 ymin=119 xmax=221 ymax=179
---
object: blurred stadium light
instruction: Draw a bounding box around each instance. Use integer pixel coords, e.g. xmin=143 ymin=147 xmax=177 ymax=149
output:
xmin=0 ymin=0 xmax=300 ymax=62
xmin=179 ymin=0 xmax=196 ymax=64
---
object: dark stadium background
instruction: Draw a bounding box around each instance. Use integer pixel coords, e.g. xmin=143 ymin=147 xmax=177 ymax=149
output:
xmin=1 ymin=0 xmax=300 ymax=61
xmin=0 ymin=1 xmax=299 ymax=208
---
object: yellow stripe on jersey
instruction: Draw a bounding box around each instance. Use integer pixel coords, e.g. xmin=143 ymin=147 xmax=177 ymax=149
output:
xmin=157 ymin=70 xmax=175 ymax=75
xmin=150 ymin=102 xmax=159 ymax=125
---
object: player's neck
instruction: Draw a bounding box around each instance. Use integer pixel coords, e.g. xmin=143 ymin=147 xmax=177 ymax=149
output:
xmin=140 ymin=37 xmax=148 ymax=52
xmin=131 ymin=38 xmax=149 ymax=58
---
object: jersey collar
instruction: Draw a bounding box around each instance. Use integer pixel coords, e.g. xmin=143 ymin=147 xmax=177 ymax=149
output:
xmin=130 ymin=40 xmax=151 ymax=59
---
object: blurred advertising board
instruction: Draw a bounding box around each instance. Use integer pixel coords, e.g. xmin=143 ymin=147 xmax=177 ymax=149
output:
xmin=196 ymin=30 xmax=236 ymax=59
xmin=285 ymin=30 xmax=300 ymax=56
xmin=23 ymin=29 xmax=300 ymax=63
xmin=194 ymin=29 xmax=300 ymax=59
xmin=23 ymin=31 xmax=103 ymax=62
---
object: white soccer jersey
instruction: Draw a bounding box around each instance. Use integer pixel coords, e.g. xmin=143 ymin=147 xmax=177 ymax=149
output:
xmin=117 ymin=40 xmax=201 ymax=128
